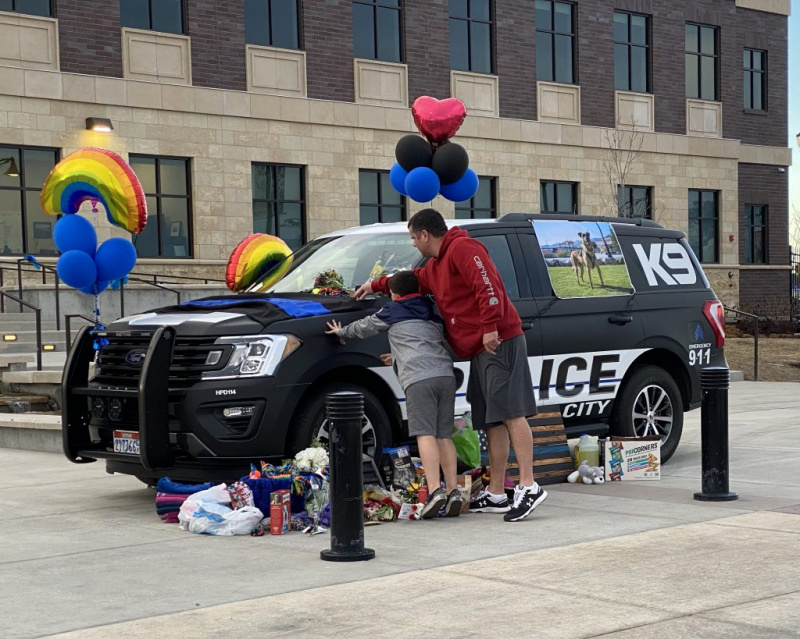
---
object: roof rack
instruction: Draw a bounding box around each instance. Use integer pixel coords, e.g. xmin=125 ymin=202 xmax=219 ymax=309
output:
xmin=496 ymin=213 xmax=664 ymax=229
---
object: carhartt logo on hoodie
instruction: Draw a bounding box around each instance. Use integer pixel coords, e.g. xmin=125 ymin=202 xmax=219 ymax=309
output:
xmin=473 ymin=255 xmax=496 ymax=299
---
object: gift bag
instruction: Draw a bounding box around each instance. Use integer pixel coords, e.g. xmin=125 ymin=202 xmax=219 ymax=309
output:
xmin=453 ymin=416 xmax=481 ymax=469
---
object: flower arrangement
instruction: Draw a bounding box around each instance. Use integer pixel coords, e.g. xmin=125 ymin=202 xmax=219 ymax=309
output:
xmin=294 ymin=446 xmax=329 ymax=472
xmin=312 ymin=269 xmax=350 ymax=296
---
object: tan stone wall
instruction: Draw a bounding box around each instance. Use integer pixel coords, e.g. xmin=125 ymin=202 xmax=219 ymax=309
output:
xmin=0 ymin=67 xmax=791 ymax=301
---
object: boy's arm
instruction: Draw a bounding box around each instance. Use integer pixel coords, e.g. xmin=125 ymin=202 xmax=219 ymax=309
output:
xmin=338 ymin=313 xmax=390 ymax=340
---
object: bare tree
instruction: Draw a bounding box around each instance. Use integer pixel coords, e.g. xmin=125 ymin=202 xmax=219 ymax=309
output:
xmin=600 ymin=118 xmax=645 ymax=219
xmin=791 ymin=203 xmax=800 ymax=251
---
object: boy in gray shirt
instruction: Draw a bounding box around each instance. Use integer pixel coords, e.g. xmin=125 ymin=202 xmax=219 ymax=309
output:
xmin=325 ymin=271 xmax=462 ymax=519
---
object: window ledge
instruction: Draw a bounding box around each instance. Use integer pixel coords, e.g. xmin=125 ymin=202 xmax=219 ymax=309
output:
xmin=537 ymin=81 xmax=581 ymax=125
xmin=122 ymin=27 xmax=192 ymax=85
xmin=354 ymin=58 xmax=407 ymax=107
xmin=742 ymin=108 xmax=769 ymax=116
xmin=247 ymin=45 xmax=307 ymax=97
xmin=451 ymin=70 xmax=499 ymax=118
xmin=0 ymin=11 xmax=59 ymax=71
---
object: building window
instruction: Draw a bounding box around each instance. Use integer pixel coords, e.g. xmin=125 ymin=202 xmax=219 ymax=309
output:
xmin=129 ymin=156 xmax=192 ymax=258
xmin=245 ymin=0 xmax=300 ymax=50
xmin=743 ymin=49 xmax=766 ymax=111
xmin=541 ymin=181 xmax=578 ymax=214
xmin=455 ymin=176 xmax=496 ymax=219
xmin=614 ymin=11 xmax=649 ymax=93
xmin=744 ymin=204 xmax=767 ymax=264
xmin=618 ymin=185 xmax=652 ymax=219
xmin=0 ymin=0 xmax=52 ymax=17
xmin=353 ymin=0 xmax=402 ymax=63
xmin=120 ymin=0 xmax=184 ymax=35
xmin=0 ymin=145 xmax=58 ymax=256
xmin=449 ymin=0 xmax=493 ymax=74
xmin=688 ymin=189 xmax=718 ymax=263
xmin=252 ymin=164 xmax=305 ymax=252
xmin=535 ymin=0 xmax=574 ymax=84
xmin=685 ymin=23 xmax=717 ymax=101
xmin=359 ymin=170 xmax=405 ymax=225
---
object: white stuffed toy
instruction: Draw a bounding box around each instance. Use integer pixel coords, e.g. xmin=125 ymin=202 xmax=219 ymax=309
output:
xmin=568 ymin=460 xmax=605 ymax=485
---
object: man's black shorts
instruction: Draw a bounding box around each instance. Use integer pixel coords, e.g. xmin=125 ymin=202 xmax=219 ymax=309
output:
xmin=467 ymin=334 xmax=537 ymax=429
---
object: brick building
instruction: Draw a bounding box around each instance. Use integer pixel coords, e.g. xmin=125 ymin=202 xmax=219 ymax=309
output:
xmin=0 ymin=0 xmax=791 ymax=311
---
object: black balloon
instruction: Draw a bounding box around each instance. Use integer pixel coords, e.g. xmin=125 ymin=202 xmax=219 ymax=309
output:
xmin=431 ymin=142 xmax=469 ymax=185
xmin=395 ymin=134 xmax=433 ymax=172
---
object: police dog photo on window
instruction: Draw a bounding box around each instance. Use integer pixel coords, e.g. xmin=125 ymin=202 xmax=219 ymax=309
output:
xmin=533 ymin=221 xmax=634 ymax=298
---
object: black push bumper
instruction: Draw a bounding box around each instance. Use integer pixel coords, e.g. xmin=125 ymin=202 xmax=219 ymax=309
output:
xmin=62 ymin=325 xmax=177 ymax=472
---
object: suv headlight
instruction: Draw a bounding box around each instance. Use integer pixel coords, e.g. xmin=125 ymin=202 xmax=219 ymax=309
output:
xmin=203 ymin=334 xmax=301 ymax=380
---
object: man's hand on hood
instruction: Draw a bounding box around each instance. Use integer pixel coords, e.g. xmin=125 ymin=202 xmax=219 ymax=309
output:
xmin=354 ymin=281 xmax=374 ymax=300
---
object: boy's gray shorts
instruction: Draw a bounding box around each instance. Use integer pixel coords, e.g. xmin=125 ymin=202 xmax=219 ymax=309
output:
xmin=467 ymin=334 xmax=537 ymax=430
xmin=405 ymin=376 xmax=457 ymax=439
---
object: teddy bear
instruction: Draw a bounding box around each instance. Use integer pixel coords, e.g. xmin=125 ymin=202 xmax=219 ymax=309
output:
xmin=567 ymin=460 xmax=606 ymax=485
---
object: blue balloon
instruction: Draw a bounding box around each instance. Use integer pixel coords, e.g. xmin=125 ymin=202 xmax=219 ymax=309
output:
xmin=94 ymin=238 xmax=137 ymax=282
xmin=78 ymin=280 xmax=109 ymax=295
xmin=404 ymin=167 xmax=440 ymax=203
xmin=53 ymin=215 xmax=97 ymax=256
xmin=389 ymin=163 xmax=408 ymax=196
xmin=440 ymin=168 xmax=479 ymax=202
xmin=57 ymin=250 xmax=97 ymax=289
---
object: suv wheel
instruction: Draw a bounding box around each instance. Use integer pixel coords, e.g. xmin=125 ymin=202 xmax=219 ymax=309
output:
xmin=610 ymin=365 xmax=683 ymax=464
xmin=288 ymin=382 xmax=391 ymax=464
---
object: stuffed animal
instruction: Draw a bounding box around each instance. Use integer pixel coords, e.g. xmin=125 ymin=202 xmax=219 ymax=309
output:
xmin=567 ymin=460 xmax=605 ymax=485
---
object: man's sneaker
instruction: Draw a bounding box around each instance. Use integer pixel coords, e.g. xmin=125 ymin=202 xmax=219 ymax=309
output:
xmin=444 ymin=488 xmax=463 ymax=517
xmin=504 ymin=484 xmax=548 ymax=522
xmin=420 ymin=487 xmax=448 ymax=519
xmin=469 ymin=489 xmax=511 ymax=513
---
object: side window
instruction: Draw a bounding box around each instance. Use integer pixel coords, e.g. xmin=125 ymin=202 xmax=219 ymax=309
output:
xmin=475 ymin=235 xmax=520 ymax=300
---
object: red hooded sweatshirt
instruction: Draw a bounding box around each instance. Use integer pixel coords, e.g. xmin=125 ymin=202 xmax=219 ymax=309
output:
xmin=372 ymin=227 xmax=523 ymax=359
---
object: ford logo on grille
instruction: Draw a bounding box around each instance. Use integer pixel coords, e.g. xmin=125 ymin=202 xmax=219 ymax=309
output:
xmin=125 ymin=349 xmax=147 ymax=366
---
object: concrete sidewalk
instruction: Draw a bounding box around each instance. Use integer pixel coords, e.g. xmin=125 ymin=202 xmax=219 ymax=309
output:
xmin=0 ymin=382 xmax=798 ymax=639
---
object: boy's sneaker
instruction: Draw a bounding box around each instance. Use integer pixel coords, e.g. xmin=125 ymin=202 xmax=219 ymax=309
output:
xmin=421 ymin=487 xmax=448 ymax=519
xmin=444 ymin=489 xmax=463 ymax=517
xmin=504 ymin=484 xmax=548 ymax=522
xmin=469 ymin=489 xmax=511 ymax=513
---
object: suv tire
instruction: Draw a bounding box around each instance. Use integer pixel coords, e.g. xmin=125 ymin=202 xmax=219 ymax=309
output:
xmin=610 ymin=365 xmax=683 ymax=464
xmin=288 ymin=382 xmax=392 ymax=464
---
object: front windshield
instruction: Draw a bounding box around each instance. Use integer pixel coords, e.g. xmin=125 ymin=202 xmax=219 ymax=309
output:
xmin=267 ymin=232 xmax=421 ymax=293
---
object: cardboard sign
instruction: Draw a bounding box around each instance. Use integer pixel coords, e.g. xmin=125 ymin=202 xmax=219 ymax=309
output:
xmin=269 ymin=489 xmax=291 ymax=534
xmin=604 ymin=436 xmax=661 ymax=481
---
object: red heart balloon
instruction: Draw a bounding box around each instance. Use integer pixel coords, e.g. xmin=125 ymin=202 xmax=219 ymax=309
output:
xmin=411 ymin=96 xmax=467 ymax=145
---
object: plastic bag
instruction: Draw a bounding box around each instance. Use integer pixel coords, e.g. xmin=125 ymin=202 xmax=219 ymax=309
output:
xmin=188 ymin=504 xmax=264 ymax=536
xmin=453 ymin=416 xmax=481 ymax=469
xmin=178 ymin=483 xmax=230 ymax=528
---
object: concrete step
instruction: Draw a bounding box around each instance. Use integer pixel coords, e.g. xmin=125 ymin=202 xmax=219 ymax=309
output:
xmin=2 ymin=369 xmax=63 ymax=384
xmin=0 ymin=394 xmax=57 ymax=414
xmin=0 ymin=413 xmax=62 ymax=453
xmin=0 ymin=342 xmax=66 ymax=353
xmin=0 ymin=353 xmax=35 ymax=371
xmin=0 ymin=329 xmax=66 ymax=342
xmin=0 ymin=321 xmax=60 ymax=331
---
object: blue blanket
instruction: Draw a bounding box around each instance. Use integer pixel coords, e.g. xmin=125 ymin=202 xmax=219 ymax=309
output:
xmin=182 ymin=297 xmax=331 ymax=318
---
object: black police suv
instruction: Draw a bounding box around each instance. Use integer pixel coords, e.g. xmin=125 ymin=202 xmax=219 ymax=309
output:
xmin=62 ymin=214 xmax=728 ymax=483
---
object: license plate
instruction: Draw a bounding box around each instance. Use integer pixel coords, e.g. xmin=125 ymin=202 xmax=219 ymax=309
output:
xmin=113 ymin=430 xmax=140 ymax=455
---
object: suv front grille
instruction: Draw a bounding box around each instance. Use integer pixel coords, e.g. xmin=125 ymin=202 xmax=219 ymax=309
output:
xmin=93 ymin=332 xmax=230 ymax=390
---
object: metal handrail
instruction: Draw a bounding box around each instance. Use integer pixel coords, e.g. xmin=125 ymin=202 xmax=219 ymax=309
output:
xmin=724 ymin=306 xmax=764 ymax=382
xmin=0 ymin=290 xmax=42 ymax=371
xmin=65 ymin=314 xmax=96 ymax=352
xmin=127 ymin=276 xmax=182 ymax=304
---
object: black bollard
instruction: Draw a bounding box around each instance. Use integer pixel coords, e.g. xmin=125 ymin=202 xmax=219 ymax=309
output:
xmin=694 ymin=367 xmax=738 ymax=502
xmin=320 ymin=391 xmax=375 ymax=562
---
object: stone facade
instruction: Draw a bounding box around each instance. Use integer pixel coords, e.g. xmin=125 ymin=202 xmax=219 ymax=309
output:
xmin=0 ymin=0 xmax=791 ymax=311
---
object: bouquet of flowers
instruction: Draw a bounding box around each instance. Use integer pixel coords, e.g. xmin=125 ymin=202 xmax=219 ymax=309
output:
xmin=312 ymin=269 xmax=350 ymax=296
xmin=294 ymin=446 xmax=329 ymax=472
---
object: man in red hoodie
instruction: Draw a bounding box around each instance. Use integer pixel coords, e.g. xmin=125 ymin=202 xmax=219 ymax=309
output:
xmin=355 ymin=208 xmax=548 ymax=522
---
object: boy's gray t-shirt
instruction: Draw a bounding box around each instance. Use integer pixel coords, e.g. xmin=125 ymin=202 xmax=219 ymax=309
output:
xmin=339 ymin=314 xmax=455 ymax=391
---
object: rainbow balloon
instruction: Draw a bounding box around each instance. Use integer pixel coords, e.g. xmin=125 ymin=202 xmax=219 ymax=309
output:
xmin=226 ymin=234 xmax=293 ymax=293
xmin=40 ymin=148 xmax=147 ymax=234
